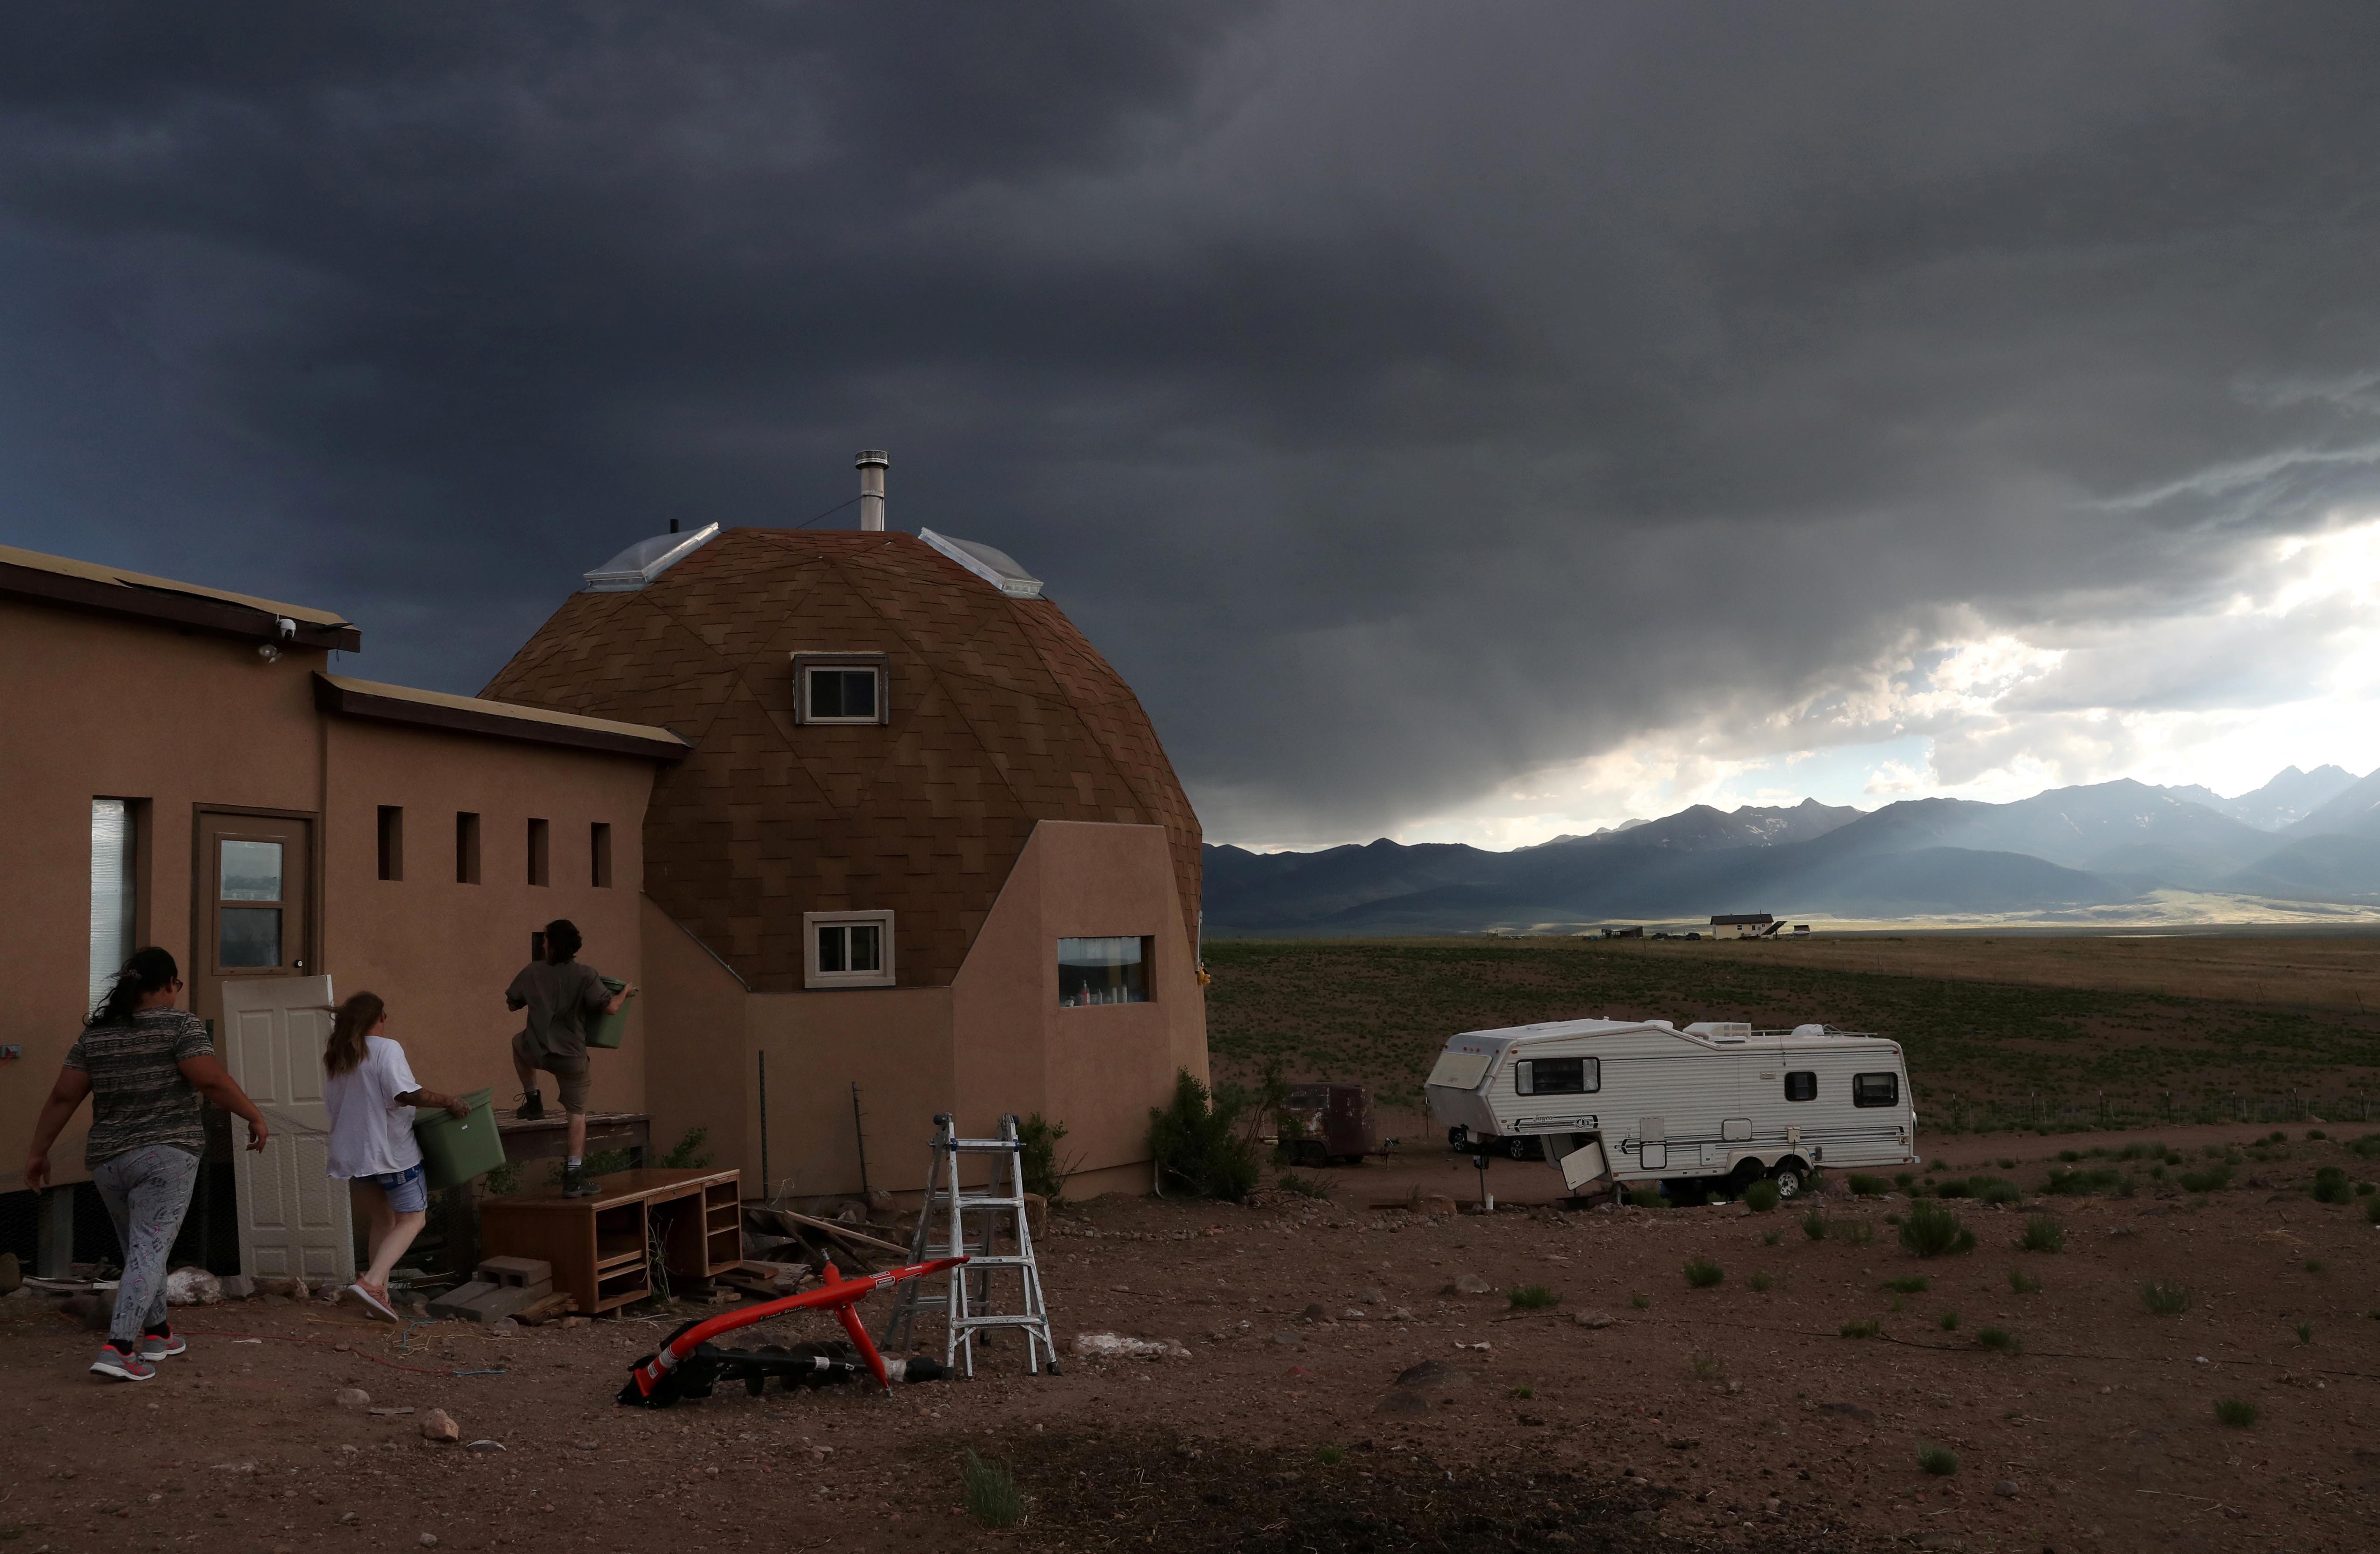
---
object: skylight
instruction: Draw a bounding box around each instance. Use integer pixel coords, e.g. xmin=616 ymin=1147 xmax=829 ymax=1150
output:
xmin=584 ymin=523 xmax=720 ymax=592
xmin=920 ymin=528 xmax=1043 ymax=598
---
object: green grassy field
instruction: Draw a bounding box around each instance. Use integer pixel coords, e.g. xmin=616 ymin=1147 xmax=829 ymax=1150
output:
xmin=1204 ymin=938 xmax=2380 ymax=1132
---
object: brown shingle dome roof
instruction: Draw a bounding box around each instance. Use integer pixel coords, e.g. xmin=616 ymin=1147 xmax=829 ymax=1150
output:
xmin=481 ymin=528 xmax=1201 ymax=992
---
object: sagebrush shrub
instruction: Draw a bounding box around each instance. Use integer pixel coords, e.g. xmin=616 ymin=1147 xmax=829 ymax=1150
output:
xmin=1899 ymin=1200 xmax=1976 ymax=1258
xmin=1147 ymin=1070 xmax=1257 ymax=1201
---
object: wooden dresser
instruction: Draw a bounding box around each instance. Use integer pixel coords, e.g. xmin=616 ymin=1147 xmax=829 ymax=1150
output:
xmin=478 ymin=1167 xmax=741 ymax=1316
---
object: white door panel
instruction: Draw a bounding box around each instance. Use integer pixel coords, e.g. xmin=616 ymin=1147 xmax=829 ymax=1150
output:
xmin=1558 ymin=1138 xmax=1610 ymax=1192
xmin=222 ymin=976 xmax=351 ymax=1285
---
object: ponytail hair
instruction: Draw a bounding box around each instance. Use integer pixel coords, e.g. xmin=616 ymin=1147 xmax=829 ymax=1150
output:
xmin=325 ymin=991 xmax=386 ymax=1077
xmin=543 ymin=919 xmax=582 ymax=964
xmin=90 ymin=947 xmax=179 ymax=1028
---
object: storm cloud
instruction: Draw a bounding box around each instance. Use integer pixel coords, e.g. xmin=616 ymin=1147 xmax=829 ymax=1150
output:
xmin=6 ymin=2 xmax=2380 ymax=846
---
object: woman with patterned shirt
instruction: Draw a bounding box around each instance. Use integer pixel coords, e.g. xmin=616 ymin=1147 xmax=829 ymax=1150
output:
xmin=22 ymin=947 xmax=272 ymax=1382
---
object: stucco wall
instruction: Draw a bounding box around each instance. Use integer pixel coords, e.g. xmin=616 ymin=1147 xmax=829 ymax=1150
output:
xmin=0 ymin=602 xmax=327 ymax=1185
xmin=953 ymin=820 xmax=1209 ymax=1186
xmin=321 ymin=717 xmax=653 ymax=1120
xmin=743 ymin=984 xmax=955 ymax=1201
xmin=674 ymin=820 xmax=1208 ymax=1203
xmin=1 ymin=594 xmax=660 ymax=1190
xmin=639 ymin=893 xmax=751 ymax=1181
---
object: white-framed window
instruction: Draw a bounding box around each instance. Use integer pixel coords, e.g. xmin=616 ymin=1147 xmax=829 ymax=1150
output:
xmin=90 ymin=798 xmax=139 ymax=1013
xmin=804 ymin=910 xmax=895 ymax=988
xmin=791 ymin=653 xmax=889 ymax=725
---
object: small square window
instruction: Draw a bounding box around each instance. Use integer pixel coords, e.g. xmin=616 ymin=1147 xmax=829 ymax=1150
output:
xmin=1784 ymin=1071 xmax=1817 ymax=1102
xmin=1852 ymin=1072 xmax=1899 ymax=1108
xmin=792 ymin=653 xmax=889 ymax=725
xmin=804 ymin=910 xmax=895 ymax=988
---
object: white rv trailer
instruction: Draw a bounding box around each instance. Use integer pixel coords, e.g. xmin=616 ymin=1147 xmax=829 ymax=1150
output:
xmin=1424 ymin=1018 xmax=1917 ymax=1198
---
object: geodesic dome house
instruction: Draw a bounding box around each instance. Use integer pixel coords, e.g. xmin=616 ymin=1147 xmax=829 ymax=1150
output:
xmin=483 ymin=516 xmax=1207 ymax=1199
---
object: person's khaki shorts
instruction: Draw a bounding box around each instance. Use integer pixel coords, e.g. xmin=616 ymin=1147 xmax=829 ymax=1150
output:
xmin=511 ymin=1031 xmax=591 ymax=1116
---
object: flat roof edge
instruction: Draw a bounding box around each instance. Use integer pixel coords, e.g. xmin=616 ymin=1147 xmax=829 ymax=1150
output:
xmin=313 ymin=672 xmax=690 ymax=761
xmin=0 ymin=553 xmax=362 ymax=651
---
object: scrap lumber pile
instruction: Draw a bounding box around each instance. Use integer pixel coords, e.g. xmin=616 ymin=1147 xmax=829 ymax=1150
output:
xmin=743 ymin=1205 xmax=909 ymax=1275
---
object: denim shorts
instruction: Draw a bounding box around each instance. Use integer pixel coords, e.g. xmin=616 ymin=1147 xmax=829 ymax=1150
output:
xmin=373 ymin=1164 xmax=428 ymax=1214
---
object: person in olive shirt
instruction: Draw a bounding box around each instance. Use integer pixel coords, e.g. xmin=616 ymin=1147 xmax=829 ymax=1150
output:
xmin=507 ymin=919 xmax=632 ymax=1197
xmin=24 ymin=946 xmax=272 ymax=1382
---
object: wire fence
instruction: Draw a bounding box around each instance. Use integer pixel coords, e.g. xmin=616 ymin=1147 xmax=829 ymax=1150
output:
xmin=1930 ymin=1088 xmax=2380 ymax=1136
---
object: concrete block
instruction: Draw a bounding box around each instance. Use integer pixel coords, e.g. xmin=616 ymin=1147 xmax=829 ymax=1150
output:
xmin=476 ymin=1256 xmax=551 ymax=1289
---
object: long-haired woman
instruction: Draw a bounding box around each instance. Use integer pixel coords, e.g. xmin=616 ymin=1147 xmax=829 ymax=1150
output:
xmin=23 ymin=947 xmax=272 ymax=1382
xmin=322 ymin=992 xmax=470 ymax=1322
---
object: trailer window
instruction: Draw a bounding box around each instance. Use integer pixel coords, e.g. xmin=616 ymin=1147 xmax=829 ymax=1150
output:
xmin=1515 ymin=1056 xmax=1597 ymax=1095
xmin=1783 ymin=1071 xmax=1817 ymax=1102
xmin=1852 ymin=1072 xmax=1899 ymax=1107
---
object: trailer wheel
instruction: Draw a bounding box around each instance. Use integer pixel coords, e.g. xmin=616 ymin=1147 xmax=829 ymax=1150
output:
xmin=1771 ymin=1161 xmax=1808 ymax=1199
xmin=1505 ymin=1134 xmax=1536 ymax=1161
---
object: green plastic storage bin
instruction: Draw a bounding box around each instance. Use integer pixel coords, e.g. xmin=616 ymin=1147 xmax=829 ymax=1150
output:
xmin=413 ymin=1088 xmax=504 ymax=1191
xmin=586 ymin=976 xmax=633 ymax=1050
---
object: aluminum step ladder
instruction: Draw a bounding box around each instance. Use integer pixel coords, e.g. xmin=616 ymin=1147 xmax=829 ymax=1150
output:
xmin=878 ymin=1113 xmax=1059 ymax=1377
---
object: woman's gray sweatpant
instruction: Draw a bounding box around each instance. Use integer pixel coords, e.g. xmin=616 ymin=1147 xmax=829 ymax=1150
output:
xmin=91 ymin=1145 xmax=201 ymax=1344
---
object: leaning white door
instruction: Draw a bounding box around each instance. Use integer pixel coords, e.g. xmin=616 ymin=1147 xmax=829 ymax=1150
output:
xmin=1557 ymin=1136 xmax=1610 ymax=1192
xmin=221 ymin=976 xmax=351 ymax=1285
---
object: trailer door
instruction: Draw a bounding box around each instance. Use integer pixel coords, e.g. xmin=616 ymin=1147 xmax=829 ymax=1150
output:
xmin=1639 ymin=1116 xmax=1666 ymax=1171
xmin=1557 ymin=1137 xmax=1609 ymax=1192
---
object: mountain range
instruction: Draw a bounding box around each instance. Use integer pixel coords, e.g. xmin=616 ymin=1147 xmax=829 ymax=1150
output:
xmin=1204 ymin=764 xmax=2380 ymax=933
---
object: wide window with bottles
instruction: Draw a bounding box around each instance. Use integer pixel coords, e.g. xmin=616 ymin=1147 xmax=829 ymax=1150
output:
xmin=1058 ymin=937 xmax=1152 ymax=1007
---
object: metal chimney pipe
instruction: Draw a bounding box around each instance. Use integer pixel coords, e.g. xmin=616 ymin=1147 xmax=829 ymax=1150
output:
xmin=855 ymin=449 xmax=888 ymax=530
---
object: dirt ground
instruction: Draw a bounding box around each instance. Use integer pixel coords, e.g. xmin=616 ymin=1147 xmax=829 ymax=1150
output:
xmin=7 ymin=1121 xmax=2376 ymax=1554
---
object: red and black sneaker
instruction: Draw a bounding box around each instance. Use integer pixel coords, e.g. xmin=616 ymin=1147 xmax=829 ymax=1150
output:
xmin=140 ymin=1326 xmax=187 ymax=1360
xmin=90 ymin=1341 xmax=157 ymax=1382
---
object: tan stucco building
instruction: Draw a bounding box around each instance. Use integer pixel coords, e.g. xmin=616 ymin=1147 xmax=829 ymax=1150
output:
xmin=0 ymin=545 xmax=680 ymax=1254
xmin=3 ymin=509 xmax=1205 ymax=1267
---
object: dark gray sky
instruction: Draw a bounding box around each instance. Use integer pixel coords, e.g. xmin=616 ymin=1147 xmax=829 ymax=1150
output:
xmin=8 ymin=3 xmax=2380 ymax=848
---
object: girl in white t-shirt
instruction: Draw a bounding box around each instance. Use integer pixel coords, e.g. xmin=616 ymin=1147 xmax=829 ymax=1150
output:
xmin=324 ymin=992 xmax=470 ymax=1321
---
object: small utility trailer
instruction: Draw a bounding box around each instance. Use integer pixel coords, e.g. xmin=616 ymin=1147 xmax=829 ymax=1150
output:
xmin=1424 ymin=1018 xmax=1916 ymax=1199
xmin=1272 ymin=1083 xmax=1377 ymax=1166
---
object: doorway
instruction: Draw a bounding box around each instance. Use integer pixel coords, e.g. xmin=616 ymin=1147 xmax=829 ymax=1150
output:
xmin=192 ymin=808 xmax=315 ymax=1027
